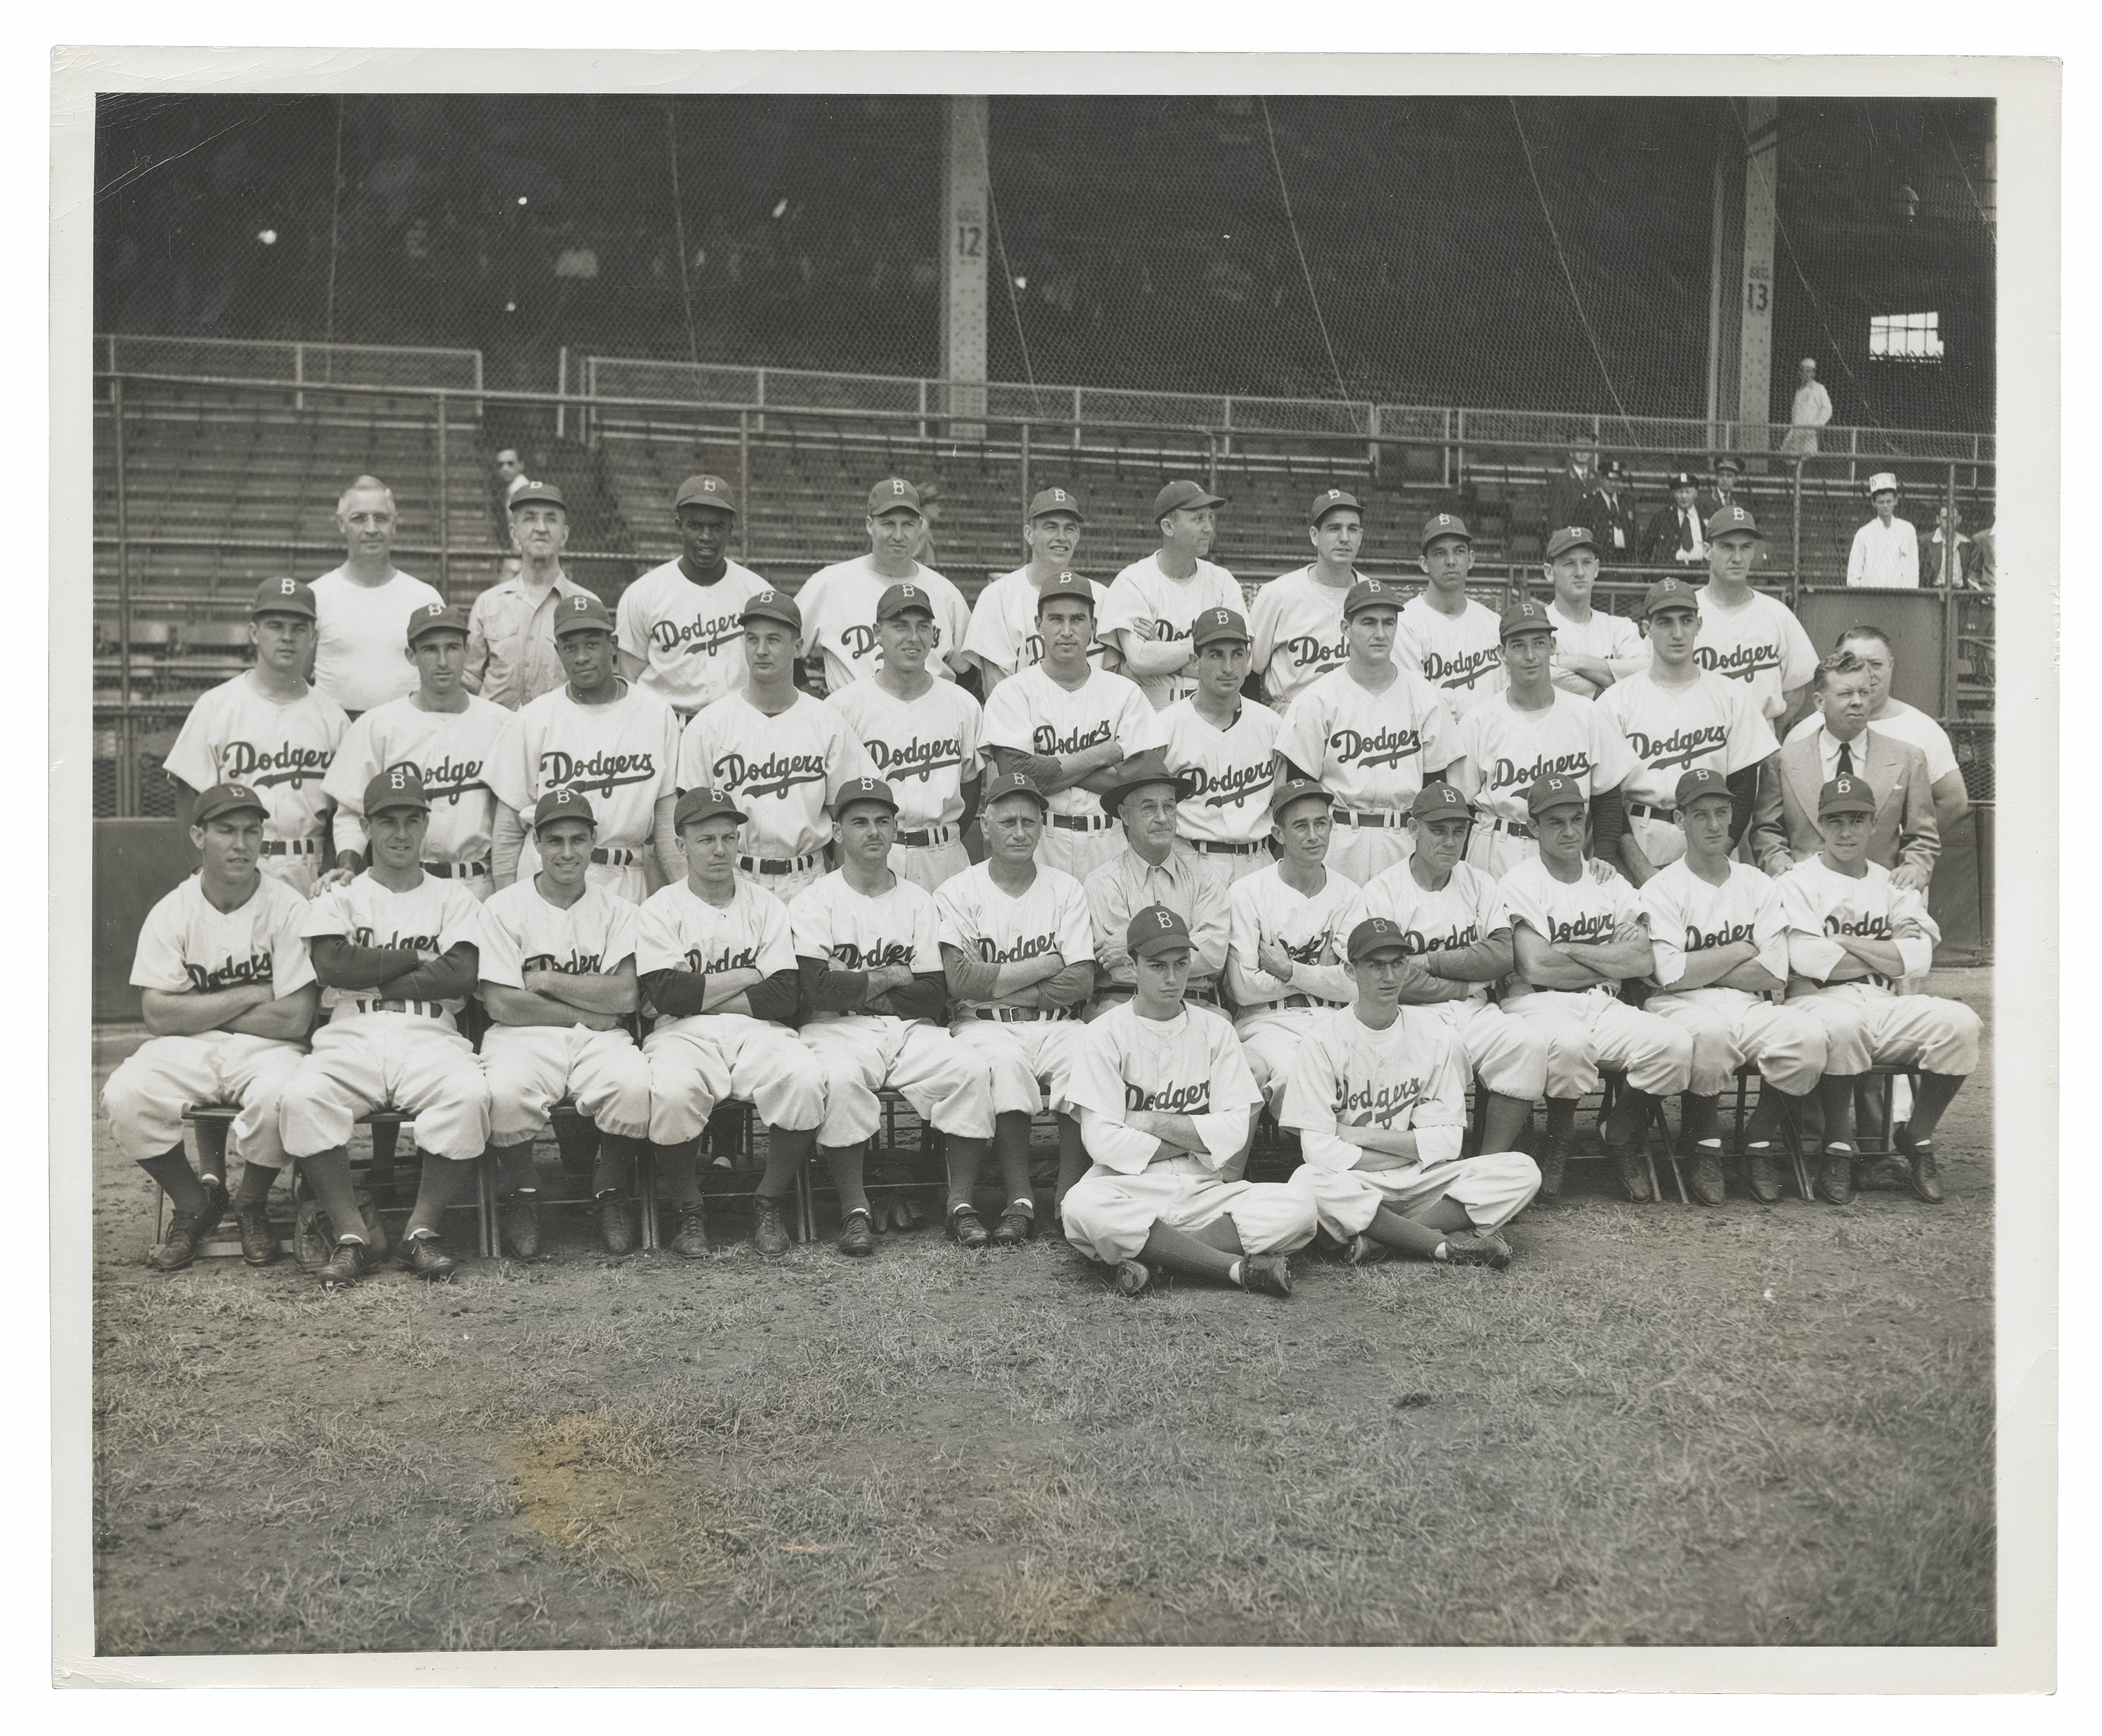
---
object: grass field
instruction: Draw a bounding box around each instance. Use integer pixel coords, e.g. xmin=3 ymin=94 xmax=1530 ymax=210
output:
xmin=87 ymin=969 xmax=1995 ymax=1655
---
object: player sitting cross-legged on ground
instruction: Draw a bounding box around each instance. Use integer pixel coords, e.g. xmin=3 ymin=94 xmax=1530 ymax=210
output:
xmin=1776 ymin=775 xmax=1981 ymax=1207
xmin=791 ymin=778 xmax=997 ymax=1255
xmin=1060 ymin=906 xmax=1317 ymax=1298
xmin=475 ymin=789 xmax=655 ymax=1259
xmin=104 ymin=782 xmax=322 ymax=1272
xmin=634 ymin=786 xmax=828 ymax=1259
xmin=1282 ymin=916 xmax=1540 ymax=1269
xmin=1637 ymin=768 xmax=1827 ymax=1206
xmin=933 ymin=772 xmax=1099 ymax=1242
xmin=279 ymin=768 xmax=493 ymax=1285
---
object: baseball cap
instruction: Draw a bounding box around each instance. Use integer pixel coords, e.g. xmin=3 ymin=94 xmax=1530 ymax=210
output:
xmin=1668 ymin=470 xmax=1698 ymax=491
xmin=551 ymin=592 xmax=616 ymax=638
xmin=1866 ymin=472 xmax=1899 ymax=497
xmin=1708 ymin=503 xmax=1765 ymax=541
xmin=364 ymin=766 xmax=431 ymax=816
xmin=1097 ymin=749 xmax=1185 ymax=815
xmin=1498 ymin=597 xmax=1555 ymax=642
xmin=981 ymin=770 xmax=1049 ymax=812
xmin=1523 ymin=774 xmax=1588 ymax=818
xmin=1674 ymin=767 xmax=1730 ymax=808
xmin=1410 ymin=782 xmax=1472 ymax=820
xmin=532 ymin=788 xmax=597 ymax=832
xmin=250 ymin=575 xmax=317 ymax=619
xmin=1151 ymin=479 xmax=1227 ymax=521
xmin=1712 ymin=455 xmax=1746 ymax=475
xmin=191 ymin=782 xmax=269 ymax=826
xmin=1310 ymin=487 xmax=1363 ymax=525
xmin=1127 ymin=904 xmax=1194 ymax=960
xmin=1599 ymin=458 xmax=1626 ymax=480
xmin=1642 ymin=576 xmax=1702 ymax=619
xmin=1343 ymin=577 xmax=1404 ymax=619
xmin=1345 ymin=916 xmax=1412 ymax=963
xmin=1420 ymin=512 xmax=1471 ymax=548
xmin=1027 ymin=487 xmax=1086 ymax=522
xmin=740 ymin=589 xmax=803 ymax=633
xmin=1270 ymin=777 xmax=1332 ymax=818
xmin=833 ymin=776 xmax=899 ymax=816
xmin=1544 ymin=525 xmax=1599 ymax=561
xmin=509 ymin=481 xmax=568 ymax=514
xmin=673 ymin=474 xmax=739 ymax=515
xmin=673 ymin=786 xmax=746 ymax=830
xmin=405 ymin=601 xmax=470 ymax=645
xmin=876 ymin=582 xmax=937 ymax=621
xmin=867 ymin=478 xmax=922 ymax=516
xmin=1818 ymin=775 xmax=1877 ymax=818
xmin=1034 ymin=572 xmax=1097 ymax=613
xmin=1190 ymin=607 xmax=1249 ymax=650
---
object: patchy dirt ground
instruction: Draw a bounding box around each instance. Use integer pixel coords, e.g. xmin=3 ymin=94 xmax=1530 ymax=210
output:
xmin=85 ymin=970 xmax=1994 ymax=1654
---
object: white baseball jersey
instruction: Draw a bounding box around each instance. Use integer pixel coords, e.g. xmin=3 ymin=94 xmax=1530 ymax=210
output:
xmin=323 ymin=692 xmax=510 ymax=863
xmin=1640 ymin=857 xmax=1789 ymax=990
xmin=1786 ymin=701 xmax=1960 ymax=784
xmin=824 ymin=677 xmax=984 ymax=832
xmin=933 ymin=860 xmax=1095 ymax=1017
xmin=1100 ymin=554 xmax=1244 ymax=710
xmin=1346 ymin=859 xmax=1508 ymax=1012
xmin=1777 ymin=857 xmax=1938 ymax=992
xmin=1397 ymin=595 xmax=1505 ymax=717
xmin=1497 ymin=855 xmax=1648 ymax=996
xmin=1280 ymin=1006 xmax=1467 ymax=1157
xmin=130 ymin=873 xmax=317 ymax=1002
xmin=1247 ymin=566 xmax=1355 ymax=707
xmin=488 ymin=680 xmax=682 ymax=847
xmin=1065 ymin=1000 xmax=1264 ymax=1170
xmin=1546 ymin=600 xmax=1647 ymax=700
xmin=163 ymin=673 xmax=347 ymax=850
xmin=1160 ymin=698 xmax=1282 ymax=847
xmin=476 ymin=878 xmax=640 ymax=990
xmin=1275 ymin=665 xmax=1460 ymax=812
xmin=307 ymin=566 xmax=446 ymax=715
xmin=980 ymin=665 xmax=1166 ymax=825
xmin=679 ymin=690 xmax=877 ymax=860
xmin=615 ymin=557 xmax=772 ymax=715
xmin=635 ymin=878 xmax=799 ymax=1025
xmin=1596 ymin=669 xmax=1777 ymax=809
xmin=797 ymin=556 xmax=972 ymax=692
xmin=1453 ymin=688 xmax=1639 ymax=826
xmin=300 ymin=871 xmax=485 ymax=1027
xmin=789 ymin=871 xmax=945 ymax=1022
xmin=964 ymin=568 xmax=1114 ymax=676
xmin=1693 ymin=587 xmax=1820 ymax=719
xmin=1226 ymin=864 xmax=1360 ymax=1011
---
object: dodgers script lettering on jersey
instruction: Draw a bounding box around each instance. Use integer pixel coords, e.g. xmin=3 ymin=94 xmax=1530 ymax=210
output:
xmin=1333 ymin=724 xmax=1424 ymax=770
xmin=711 ymin=747 xmax=829 ymax=803
xmin=1125 ymin=1076 xmax=1211 ymax=1114
xmin=221 ymin=740 xmax=333 ymax=789
xmin=540 ymin=747 xmax=660 ymax=796
xmin=1624 ymin=723 xmax=1729 ymax=773
xmin=1331 ymin=1067 xmax=1433 ymax=1128
xmin=186 ymin=951 xmax=273 ymax=992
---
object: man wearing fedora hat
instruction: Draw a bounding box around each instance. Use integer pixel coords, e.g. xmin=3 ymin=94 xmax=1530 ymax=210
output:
xmin=1101 ymin=479 xmax=1245 ymax=711
xmin=1082 ymin=749 xmax=1232 ymax=1019
xmin=1697 ymin=455 xmax=1749 ymax=526
xmin=1641 ymin=470 xmax=1710 ymax=567
xmin=1846 ymin=474 xmax=1920 ymax=589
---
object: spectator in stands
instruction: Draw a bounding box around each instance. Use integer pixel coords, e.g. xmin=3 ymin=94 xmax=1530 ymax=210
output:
xmin=1783 ymin=358 xmax=1833 ymax=458
xmin=464 ymin=481 xmax=594 ymax=709
xmin=1641 ymin=470 xmax=1709 ymax=568
xmin=493 ymin=448 xmax=529 ymax=539
xmin=1923 ymin=504 xmax=1975 ymax=589
xmin=1543 ymin=445 xmax=1594 ymax=539
xmin=1846 ymin=474 xmax=1920 ymax=589
xmin=307 ymin=477 xmax=445 ymax=719
xmin=1969 ymin=520 xmax=1996 ymax=588
xmin=1699 ymin=455 xmax=1748 ymax=523
xmin=912 ymin=480 xmax=943 ymax=567
xmin=1576 ymin=459 xmax=1637 ymax=564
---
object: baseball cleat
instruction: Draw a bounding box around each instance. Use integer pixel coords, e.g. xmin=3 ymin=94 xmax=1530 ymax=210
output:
xmin=235 ymin=1202 xmax=279 ymax=1267
xmin=1894 ymin=1128 xmax=1944 ymax=1205
xmin=317 ymin=1236 xmax=371 ymax=1289
xmin=397 ymin=1232 xmax=457 ymax=1281
xmin=1238 ymin=1254 xmax=1293 ymax=1298
xmin=751 ymin=1193 xmax=792 ymax=1257
xmin=1689 ymin=1144 xmax=1727 ymax=1207
xmin=1743 ymin=1145 xmax=1784 ymax=1205
xmin=670 ymin=1201 xmax=710 ymax=1258
xmin=501 ymin=1192 xmax=542 ymax=1260
xmin=838 ymin=1209 xmax=875 ymax=1257
xmin=992 ymin=1205 xmax=1033 ymax=1247
xmin=1115 ymin=1258 xmax=1153 ymax=1297
xmin=946 ymin=1205 xmax=991 ymax=1250
xmin=1443 ymin=1230 xmax=1513 ymax=1270
xmin=596 ymin=1196 xmax=637 ymax=1257
xmin=1536 ymin=1136 xmax=1572 ymax=1201
xmin=148 ymin=1212 xmax=206 ymax=1273
xmin=1609 ymin=1144 xmax=1653 ymax=1203
xmin=1816 ymin=1148 xmax=1858 ymax=1207
xmin=1344 ymin=1233 xmax=1392 ymax=1266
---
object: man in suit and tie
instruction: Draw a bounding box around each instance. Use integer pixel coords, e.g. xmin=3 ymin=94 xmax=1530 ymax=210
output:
xmin=1642 ymin=470 xmax=1709 ymax=568
xmin=1697 ymin=455 xmax=1747 ymax=528
xmin=1543 ymin=446 xmax=1595 ymax=541
xmin=1577 ymin=459 xmax=1638 ymax=565
xmin=1751 ymin=650 xmax=1938 ymax=888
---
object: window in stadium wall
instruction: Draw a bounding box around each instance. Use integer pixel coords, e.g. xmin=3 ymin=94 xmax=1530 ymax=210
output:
xmin=1869 ymin=311 xmax=1946 ymax=363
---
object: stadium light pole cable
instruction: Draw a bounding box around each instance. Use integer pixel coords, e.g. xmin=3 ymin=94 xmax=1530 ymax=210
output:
xmin=665 ymin=100 xmax=701 ymax=367
xmin=1259 ymin=99 xmax=1351 ymax=405
xmin=977 ymin=103 xmax=1042 ymax=414
xmin=1508 ymin=99 xmax=1630 ymax=428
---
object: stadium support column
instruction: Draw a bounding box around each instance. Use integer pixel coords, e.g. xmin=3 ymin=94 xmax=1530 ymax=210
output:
xmin=941 ymin=96 xmax=990 ymax=441
xmin=1734 ymin=97 xmax=1780 ymax=451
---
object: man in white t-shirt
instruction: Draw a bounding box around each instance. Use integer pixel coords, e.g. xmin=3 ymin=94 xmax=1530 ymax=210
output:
xmin=1539 ymin=525 xmax=1648 ymax=700
xmin=616 ymin=473 xmax=770 ymax=721
xmin=1789 ymin=622 xmax=1971 ymax=844
xmin=1247 ymin=487 xmax=1365 ymax=710
xmin=1101 ymin=479 xmax=1243 ymax=711
xmin=797 ymin=478 xmax=972 ymax=695
xmin=1159 ymin=607 xmax=1282 ymax=903
xmin=1397 ymin=512 xmax=1503 ymax=717
xmin=1846 ymin=474 xmax=1921 ymax=589
xmin=962 ymin=487 xmax=1115 ymax=690
xmin=1693 ymin=504 xmax=1820 ymax=729
xmin=307 ymin=476 xmax=445 ymax=717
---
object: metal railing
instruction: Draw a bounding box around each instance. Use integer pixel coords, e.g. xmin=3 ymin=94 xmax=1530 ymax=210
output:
xmin=102 ymin=333 xmax=483 ymax=397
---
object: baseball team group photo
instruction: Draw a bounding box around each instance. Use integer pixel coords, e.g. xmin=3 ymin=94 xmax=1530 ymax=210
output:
xmin=72 ymin=78 xmax=2006 ymax=1663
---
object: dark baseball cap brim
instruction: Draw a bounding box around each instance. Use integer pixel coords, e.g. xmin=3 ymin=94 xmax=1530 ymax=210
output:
xmin=741 ymin=594 xmax=802 ymax=630
xmin=1820 ymin=794 xmax=1877 ymax=817
xmin=552 ymin=615 xmax=615 ymax=638
xmin=674 ymin=790 xmax=747 ymax=829
xmin=191 ymin=786 xmax=269 ymax=825
xmin=1132 ymin=931 xmax=1196 ymax=960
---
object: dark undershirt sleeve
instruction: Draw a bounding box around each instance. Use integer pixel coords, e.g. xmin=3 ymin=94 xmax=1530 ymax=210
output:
xmin=746 ymin=967 xmax=803 ymax=1026
xmin=1588 ymin=787 xmax=1626 ymax=863
xmin=882 ymin=972 xmax=949 ymax=1023
xmin=1727 ymin=767 xmax=1759 ymax=847
xmin=641 ymin=968 xmax=710 ymax=1019
xmin=799 ymin=955 xmax=872 ymax=1013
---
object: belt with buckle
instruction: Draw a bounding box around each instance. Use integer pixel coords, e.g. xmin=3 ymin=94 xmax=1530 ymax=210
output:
xmin=1487 ymin=816 xmax=1536 ymax=839
xmin=591 ymin=847 xmax=640 ymax=866
xmin=1188 ymin=837 xmax=1263 ymax=855
xmin=259 ymin=837 xmax=321 ymax=857
xmin=1333 ymin=808 xmax=1406 ymax=829
xmin=897 ymin=825 xmax=955 ymax=849
xmin=421 ymin=859 xmax=491 ymax=879
xmin=1050 ymin=812 xmax=1116 ymax=832
xmin=971 ymin=1006 xmax=1077 ymax=1023
xmin=348 ymin=997 xmax=441 ymax=1019
xmin=1271 ymin=992 xmax=1325 ymax=1011
xmin=1096 ymin=984 xmax=1220 ymax=1006
xmin=738 ymin=850 xmax=820 ymax=875
xmin=1627 ymin=803 xmax=1670 ymax=822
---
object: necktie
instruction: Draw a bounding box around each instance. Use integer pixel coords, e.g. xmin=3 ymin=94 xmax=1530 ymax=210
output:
xmin=1837 ymin=740 xmax=1855 ymax=778
xmin=1679 ymin=510 xmax=1693 ymax=552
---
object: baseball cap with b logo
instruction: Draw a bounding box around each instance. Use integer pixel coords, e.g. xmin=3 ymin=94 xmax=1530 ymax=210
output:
xmin=674 ymin=474 xmax=739 ymax=515
xmin=1270 ymin=777 xmax=1333 ymax=820
xmin=1346 ymin=916 xmax=1411 ymax=962
xmin=981 ymin=770 xmax=1050 ymax=812
xmin=868 ymin=478 xmax=923 ymax=516
xmin=251 ymin=575 xmax=317 ymax=619
xmin=1150 ymin=479 xmax=1228 ymax=521
xmin=1544 ymin=525 xmax=1599 ymax=560
xmin=551 ymin=592 xmax=615 ymax=638
xmin=1310 ymin=487 xmax=1364 ymax=525
xmin=1818 ymin=775 xmax=1877 ymax=818
xmin=1674 ymin=767 xmax=1730 ymax=808
xmin=673 ymin=786 xmax=748 ymax=830
xmin=1708 ymin=502 xmax=1766 ymax=541
xmin=1523 ymin=774 xmax=1588 ymax=818
xmin=1498 ymin=597 xmax=1555 ymax=642
xmin=834 ymin=777 xmax=899 ymax=817
xmin=1343 ymin=578 xmax=1402 ymax=619
xmin=1642 ymin=575 xmax=1702 ymax=619
xmin=192 ymin=782 xmax=269 ymax=826
xmin=1410 ymin=783 xmax=1471 ymax=819
xmin=406 ymin=600 xmax=471 ymax=645
xmin=1127 ymin=904 xmax=1194 ymax=960
xmin=1027 ymin=487 xmax=1086 ymax=522
xmin=365 ymin=765 xmax=432 ymax=816
xmin=876 ymin=583 xmax=935 ymax=621
xmin=740 ymin=589 xmax=803 ymax=633
xmin=1190 ymin=608 xmax=1249 ymax=649
xmin=1421 ymin=512 xmax=1472 ymax=548
xmin=532 ymin=788 xmax=597 ymax=832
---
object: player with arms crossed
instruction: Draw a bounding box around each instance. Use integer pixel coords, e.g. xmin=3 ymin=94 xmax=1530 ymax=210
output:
xmin=1692 ymin=504 xmax=1820 ymax=730
xmin=617 ymin=474 xmax=771 ymax=723
xmin=1060 ymin=906 xmax=1316 ymax=1298
xmin=1247 ymin=488 xmax=1366 ymax=711
xmin=1498 ymin=774 xmax=1694 ymax=1202
xmin=1540 ymin=525 xmax=1648 ymax=700
xmin=1776 ymin=776 xmax=1980 ymax=1207
xmin=1084 ymin=751 xmax=1233 ymax=1017
xmin=278 ymin=769 xmax=493 ymax=1285
xmin=1639 ymin=769 xmax=1827 ymax=1206
xmin=1282 ymin=916 xmax=1540 ymax=1269
xmin=104 ymin=783 xmax=321 ymax=1271
xmin=962 ymin=488 xmax=1116 ymax=690
xmin=791 ymin=779 xmax=996 ymax=1256
xmin=1160 ymin=608 xmax=1282 ymax=903
xmin=164 ymin=577 xmax=347 ymax=895
xmin=476 ymin=790 xmax=654 ymax=1258
xmin=635 ymin=786 xmax=828 ymax=1259
xmin=1397 ymin=513 xmax=1504 ymax=718
xmin=826 ymin=583 xmax=985 ymax=892
xmin=798 ymin=479 xmax=972 ymax=695
xmin=1101 ymin=481 xmax=1243 ymax=711
xmin=933 ymin=772 xmax=1099 ymax=1241
xmin=981 ymin=575 xmax=1165 ymax=881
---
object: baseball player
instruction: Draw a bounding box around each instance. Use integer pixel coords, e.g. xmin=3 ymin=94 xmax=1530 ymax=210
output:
xmin=163 ymin=576 xmax=347 ymax=895
xmin=1282 ymin=917 xmax=1541 ymax=1268
xmin=791 ymin=778 xmax=996 ymax=1256
xmin=1345 ymin=784 xmax=1551 ymax=1165
xmin=1497 ymin=773 xmax=1695 ymax=1203
xmin=278 ymin=768 xmax=493 ymax=1285
xmin=1060 ymin=905 xmax=1315 ymax=1297
xmin=797 ymin=479 xmax=972 ymax=695
xmin=1540 ymin=525 xmax=1649 ymax=700
xmin=933 ymin=772 xmax=1098 ymax=1239
xmin=825 ymin=582 xmax=985 ymax=892
xmin=1083 ymin=750 xmax=1232 ymax=1016
xmin=321 ymin=602 xmax=509 ymax=900
xmin=1451 ymin=597 xmax=1637 ymax=878
xmin=1397 ymin=513 xmax=1504 ymax=717
xmin=1693 ymin=504 xmax=1820 ymax=727
xmin=617 ymin=474 xmax=771 ymax=722
xmin=1159 ymin=607 xmax=1282 ymax=903
xmin=1639 ymin=768 xmax=1828 ymax=1206
xmin=1275 ymin=577 xmax=1461 ymax=886
xmin=678 ymin=589 xmax=877 ymax=902
xmin=1246 ymin=488 xmax=1366 ymax=710
xmin=1598 ymin=577 xmax=1778 ymax=885
xmin=1777 ymin=775 xmax=1980 ymax=1207
xmin=307 ymin=476 xmax=445 ymax=717
xmin=1100 ymin=479 xmax=1243 ymax=711
xmin=488 ymin=592 xmax=684 ymax=904
xmin=635 ymin=786 xmax=827 ymax=1260
xmin=102 ymin=782 xmax=321 ymax=1271
xmin=962 ymin=487 xmax=1116 ymax=690
xmin=475 ymin=790 xmax=654 ymax=1258
xmin=980 ymin=575 xmax=1167 ymax=881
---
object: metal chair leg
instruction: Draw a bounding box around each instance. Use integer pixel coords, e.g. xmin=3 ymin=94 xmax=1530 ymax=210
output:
xmin=1648 ymin=1101 xmax=1686 ymax=1204
xmin=1780 ymin=1103 xmax=1816 ymax=1203
xmin=635 ymin=1145 xmax=660 ymax=1251
xmin=795 ymin=1153 xmax=817 ymax=1243
xmin=476 ymin=1150 xmax=498 ymax=1258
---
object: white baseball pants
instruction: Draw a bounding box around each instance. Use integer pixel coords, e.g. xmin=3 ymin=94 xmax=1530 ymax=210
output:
xmin=801 ymin=1015 xmax=996 ymax=1146
xmin=1060 ymin=1162 xmax=1319 ymax=1267
xmin=1785 ymin=983 xmax=1982 ymax=1078
xmin=642 ymin=1012 xmax=828 ymax=1144
xmin=1323 ymin=822 xmax=1408 ymax=887
xmin=889 ymin=837 xmax=972 ymax=893
xmin=1643 ymin=987 xmax=1827 ymax=1097
xmin=733 ymin=860 xmax=827 ymax=903
xmin=480 ymin=1023 xmax=652 ymax=1144
xmin=1290 ymin=1150 xmax=1542 ymax=1238
xmin=947 ymin=1015 xmax=1089 ymax=1117
xmin=1170 ymin=838 xmax=1273 ymax=906
xmin=1628 ymin=811 xmax=1688 ymax=873
xmin=1035 ymin=820 xmax=1125 ymax=883
xmin=102 ymin=1031 xmax=307 ymax=1168
xmin=279 ymin=1015 xmax=491 ymax=1161
xmin=1463 ymin=820 xmax=1539 ymax=879
xmin=259 ymin=854 xmax=320 ymax=898
xmin=1427 ymin=999 xmax=1551 ymax=1102
xmin=1501 ymin=989 xmax=1694 ymax=1099
xmin=1236 ymin=1006 xmax=1324 ymax=1112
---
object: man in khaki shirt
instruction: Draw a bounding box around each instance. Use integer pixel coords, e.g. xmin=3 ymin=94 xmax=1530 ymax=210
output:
xmin=464 ymin=481 xmax=593 ymax=709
